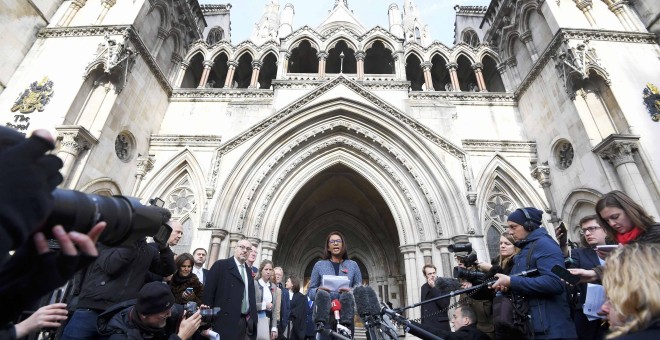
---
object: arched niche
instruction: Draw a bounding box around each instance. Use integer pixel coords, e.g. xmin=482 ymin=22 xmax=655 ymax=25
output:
xmin=456 ymin=54 xmax=478 ymax=92
xmin=208 ymin=52 xmax=229 ymax=88
xmin=136 ymin=6 xmax=163 ymax=52
xmin=527 ymin=11 xmax=553 ymax=55
xmin=258 ymin=52 xmax=278 ymax=89
xmin=571 ymin=73 xmax=629 ymax=138
xmin=180 ymin=52 xmax=204 ymax=88
xmin=233 ymin=53 xmax=254 ymax=88
xmin=207 ymin=27 xmax=225 ymax=45
xmin=430 ymin=54 xmax=450 ymax=91
xmin=462 ymin=29 xmax=479 ymax=48
xmin=511 ymin=38 xmax=533 ymax=79
xmin=482 ymin=55 xmax=505 ymax=92
xmin=288 ymin=40 xmax=319 ymax=74
xmin=156 ymin=33 xmax=177 ymax=77
xmin=364 ymin=41 xmax=394 ymax=74
xmin=405 ymin=54 xmax=424 ymax=91
xmin=326 ymin=40 xmax=357 ymax=74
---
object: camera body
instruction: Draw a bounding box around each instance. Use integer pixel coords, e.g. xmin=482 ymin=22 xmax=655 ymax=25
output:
xmin=448 ymin=242 xmax=486 ymax=283
xmin=184 ymin=301 xmax=221 ymax=327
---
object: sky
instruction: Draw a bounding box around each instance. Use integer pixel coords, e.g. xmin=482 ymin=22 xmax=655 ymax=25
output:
xmin=200 ymin=0 xmax=491 ymax=46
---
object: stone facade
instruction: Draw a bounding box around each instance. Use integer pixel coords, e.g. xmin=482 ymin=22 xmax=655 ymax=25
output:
xmin=1 ymin=0 xmax=659 ymax=318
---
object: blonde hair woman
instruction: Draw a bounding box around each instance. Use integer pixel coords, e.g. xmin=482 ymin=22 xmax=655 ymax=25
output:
xmin=601 ymin=243 xmax=660 ymax=339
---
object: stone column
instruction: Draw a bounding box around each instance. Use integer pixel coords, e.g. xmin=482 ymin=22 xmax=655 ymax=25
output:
xmin=277 ymin=51 xmax=290 ymax=78
xmin=471 ymin=62 xmax=487 ymax=92
xmin=355 ymin=51 xmax=366 ymax=80
xmin=152 ymin=28 xmax=169 ymax=56
xmin=520 ymin=31 xmax=539 ymax=62
xmin=620 ymin=2 xmax=646 ymax=31
xmin=169 ymin=54 xmax=183 ymax=83
xmin=174 ymin=61 xmax=190 ymax=88
xmin=418 ymin=242 xmax=433 ymax=264
xmin=531 ymin=164 xmax=560 ymax=222
xmin=208 ymin=229 xmax=228 ymax=265
xmin=54 ymin=125 xmax=98 ymax=188
xmin=95 ymin=0 xmax=116 ymax=24
xmin=198 ymin=60 xmax=214 ymax=88
xmin=261 ymin=240 xmax=277 ymax=262
xmin=393 ymin=51 xmax=405 ymax=79
xmin=396 ymin=276 xmax=406 ymax=314
xmin=58 ymin=0 xmax=87 ymax=26
xmin=132 ymin=154 xmax=155 ymax=196
xmin=506 ymin=57 xmax=522 ymax=85
xmin=446 ymin=62 xmax=460 ymax=91
xmin=594 ymin=135 xmax=660 ymax=217
xmin=434 ymin=239 xmax=452 ymax=277
xmin=421 ymin=61 xmax=434 ymax=91
xmin=228 ymin=233 xmax=243 ymax=259
xmin=317 ymin=51 xmax=328 ymax=79
xmin=496 ymin=62 xmax=511 ymax=92
xmin=574 ymin=0 xmax=598 ymax=28
xmin=224 ymin=61 xmax=238 ymax=88
xmin=249 ymin=61 xmax=263 ymax=89
xmin=400 ymin=245 xmax=420 ymax=320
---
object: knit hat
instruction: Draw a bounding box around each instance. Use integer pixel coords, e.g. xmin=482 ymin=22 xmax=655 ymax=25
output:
xmin=507 ymin=207 xmax=543 ymax=230
xmin=135 ymin=282 xmax=175 ymax=315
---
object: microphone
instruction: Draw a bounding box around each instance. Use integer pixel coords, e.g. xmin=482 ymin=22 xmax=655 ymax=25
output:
xmin=314 ymin=289 xmax=331 ymax=326
xmin=331 ymin=299 xmax=342 ymax=320
xmin=353 ymin=286 xmax=370 ymax=318
xmin=364 ymin=285 xmax=382 ymax=317
xmin=435 ymin=277 xmax=462 ymax=293
xmin=339 ymin=291 xmax=355 ymax=328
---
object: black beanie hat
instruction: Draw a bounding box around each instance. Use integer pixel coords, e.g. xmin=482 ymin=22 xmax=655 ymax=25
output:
xmin=136 ymin=282 xmax=175 ymax=315
xmin=507 ymin=207 xmax=543 ymax=230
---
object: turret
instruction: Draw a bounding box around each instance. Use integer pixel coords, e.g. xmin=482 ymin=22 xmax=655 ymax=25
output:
xmin=388 ymin=3 xmax=403 ymax=39
xmin=278 ymin=3 xmax=294 ymax=39
xmin=250 ymin=0 xmax=280 ymax=45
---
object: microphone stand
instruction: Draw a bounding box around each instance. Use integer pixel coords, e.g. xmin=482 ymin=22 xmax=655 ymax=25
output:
xmin=316 ymin=323 xmax=352 ymax=340
xmin=397 ymin=269 xmax=539 ymax=312
xmin=380 ymin=307 xmax=443 ymax=340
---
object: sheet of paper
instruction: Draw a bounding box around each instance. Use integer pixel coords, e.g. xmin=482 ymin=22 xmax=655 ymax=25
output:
xmin=322 ymin=275 xmax=350 ymax=292
xmin=583 ymin=283 xmax=606 ymax=321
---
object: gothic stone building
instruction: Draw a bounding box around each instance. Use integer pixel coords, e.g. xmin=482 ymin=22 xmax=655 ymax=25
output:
xmin=2 ymin=0 xmax=660 ymax=318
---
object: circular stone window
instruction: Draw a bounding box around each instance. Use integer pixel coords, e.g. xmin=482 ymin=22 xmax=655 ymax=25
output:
xmin=555 ymin=140 xmax=574 ymax=169
xmin=114 ymin=131 xmax=135 ymax=162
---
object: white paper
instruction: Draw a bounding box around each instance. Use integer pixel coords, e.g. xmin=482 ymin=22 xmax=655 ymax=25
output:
xmin=322 ymin=275 xmax=350 ymax=292
xmin=583 ymin=283 xmax=606 ymax=321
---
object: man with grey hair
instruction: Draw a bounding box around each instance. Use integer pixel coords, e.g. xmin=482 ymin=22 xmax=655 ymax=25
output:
xmin=203 ymin=239 xmax=257 ymax=339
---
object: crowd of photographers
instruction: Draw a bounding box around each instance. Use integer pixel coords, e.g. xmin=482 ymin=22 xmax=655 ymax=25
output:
xmin=2 ymin=126 xmax=660 ymax=340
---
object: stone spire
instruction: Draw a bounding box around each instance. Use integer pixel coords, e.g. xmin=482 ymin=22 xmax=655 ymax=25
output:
xmin=334 ymin=0 xmax=349 ymax=8
xmin=401 ymin=0 xmax=431 ymax=46
xmin=250 ymin=0 xmax=281 ymax=45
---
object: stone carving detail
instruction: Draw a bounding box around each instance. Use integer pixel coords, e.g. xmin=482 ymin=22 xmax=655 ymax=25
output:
xmin=84 ymin=32 xmax=137 ymax=93
xmin=597 ymin=141 xmax=636 ymax=167
xmin=150 ymin=134 xmax=223 ymax=147
xmin=165 ymin=179 xmax=196 ymax=216
xmin=486 ymin=189 xmax=514 ymax=224
xmin=553 ymin=39 xmax=610 ymax=98
xmin=462 ymin=139 xmax=537 ymax=153
xmin=10 ymin=77 xmax=54 ymax=114
xmin=556 ymin=141 xmax=574 ymax=169
xmin=135 ymin=155 xmax=155 ymax=177
xmin=233 ymin=120 xmax=453 ymax=242
xmin=531 ymin=164 xmax=552 ymax=187
xmin=114 ymin=132 xmax=134 ymax=162
xmin=642 ymin=83 xmax=660 ymax=122
xmin=60 ymin=132 xmax=92 ymax=156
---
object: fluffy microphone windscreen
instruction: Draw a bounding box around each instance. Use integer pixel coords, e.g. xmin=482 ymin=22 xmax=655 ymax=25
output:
xmin=435 ymin=277 xmax=462 ymax=293
xmin=339 ymin=291 xmax=355 ymax=326
xmin=313 ymin=289 xmax=331 ymax=324
xmin=353 ymin=286 xmax=370 ymax=317
xmin=364 ymin=286 xmax=381 ymax=316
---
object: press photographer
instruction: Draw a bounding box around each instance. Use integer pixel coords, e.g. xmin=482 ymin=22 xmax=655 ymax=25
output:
xmin=448 ymin=243 xmax=486 ymax=285
xmin=97 ymin=282 xmax=208 ymax=340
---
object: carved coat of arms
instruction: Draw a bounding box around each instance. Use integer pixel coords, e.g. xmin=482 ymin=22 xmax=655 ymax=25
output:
xmin=643 ymin=83 xmax=660 ymax=122
xmin=10 ymin=77 xmax=54 ymax=113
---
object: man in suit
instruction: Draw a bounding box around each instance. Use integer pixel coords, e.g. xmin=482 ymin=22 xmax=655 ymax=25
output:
xmin=569 ymin=215 xmax=609 ymax=340
xmin=203 ymin=239 xmax=257 ymax=340
xmin=192 ymin=248 xmax=209 ymax=285
xmin=446 ymin=305 xmax=490 ymax=340
xmin=273 ymin=267 xmax=289 ymax=339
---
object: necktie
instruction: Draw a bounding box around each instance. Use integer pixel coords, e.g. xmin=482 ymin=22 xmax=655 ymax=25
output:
xmin=239 ymin=264 xmax=249 ymax=314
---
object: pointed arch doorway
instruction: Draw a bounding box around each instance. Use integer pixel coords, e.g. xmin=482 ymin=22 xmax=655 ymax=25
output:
xmin=273 ymin=163 xmax=405 ymax=307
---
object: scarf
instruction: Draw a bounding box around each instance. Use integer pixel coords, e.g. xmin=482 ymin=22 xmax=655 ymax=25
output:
xmin=614 ymin=227 xmax=643 ymax=244
xmin=171 ymin=271 xmax=193 ymax=285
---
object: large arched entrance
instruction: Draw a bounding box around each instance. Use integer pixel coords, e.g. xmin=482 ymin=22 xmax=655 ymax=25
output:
xmin=273 ymin=163 xmax=404 ymax=305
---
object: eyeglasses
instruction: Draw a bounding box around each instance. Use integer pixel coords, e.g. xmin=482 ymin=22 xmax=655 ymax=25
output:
xmin=328 ymin=240 xmax=343 ymax=245
xmin=237 ymin=245 xmax=253 ymax=252
xmin=579 ymin=226 xmax=601 ymax=235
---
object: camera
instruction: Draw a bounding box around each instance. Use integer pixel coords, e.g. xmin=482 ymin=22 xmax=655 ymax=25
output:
xmin=43 ymin=189 xmax=172 ymax=247
xmin=453 ymin=266 xmax=486 ymax=282
xmin=184 ymin=302 xmax=221 ymax=327
xmin=448 ymin=242 xmax=472 ymax=253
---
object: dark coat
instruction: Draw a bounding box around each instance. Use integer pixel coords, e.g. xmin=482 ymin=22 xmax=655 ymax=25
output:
xmin=278 ymin=284 xmax=290 ymax=332
xmin=97 ymin=299 xmax=184 ymax=340
xmin=420 ymin=282 xmax=451 ymax=333
xmin=611 ymin=321 xmax=660 ymax=339
xmin=445 ymin=324 xmax=491 ymax=340
xmin=510 ymin=228 xmax=577 ymax=339
xmin=570 ymin=247 xmax=607 ymax=340
xmin=77 ymin=239 xmax=175 ymax=311
xmin=288 ymin=291 xmax=307 ymax=340
xmin=202 ymin=257 xmax=257 ymax=340
xmin=169 ymin=272 xmax=204 ymax=305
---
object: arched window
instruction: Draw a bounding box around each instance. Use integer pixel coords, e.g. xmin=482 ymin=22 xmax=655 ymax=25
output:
xmin=326 ymin=40 xmax=356 ymax=74
xmin=486 ymin=226 xmax=501 ymax=260
xmin=288 ymin=40 xmax=319 ymax=74
xmin=364 ymin=41 xmax=394 ymax=74
xmin=405 ymin=54 xmax=424 ymax=91
xmin=462 ymin=30 xmax=479 ymax=47
xmin=207 ymin=27 xmax=225 ymax=45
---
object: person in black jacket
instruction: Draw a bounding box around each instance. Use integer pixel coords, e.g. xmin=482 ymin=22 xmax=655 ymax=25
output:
xmin=286 ymin=276 xmax=307 ymax=340
xmin=61 ymin=237 xmax=176 ymax=340
xmin=446 ymin=305 xmax=491 ymax=340
xmin=420 ymin=264 xmax=452 ymax=334
xmin=97 ymin=282 xmax=201 ymax=340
